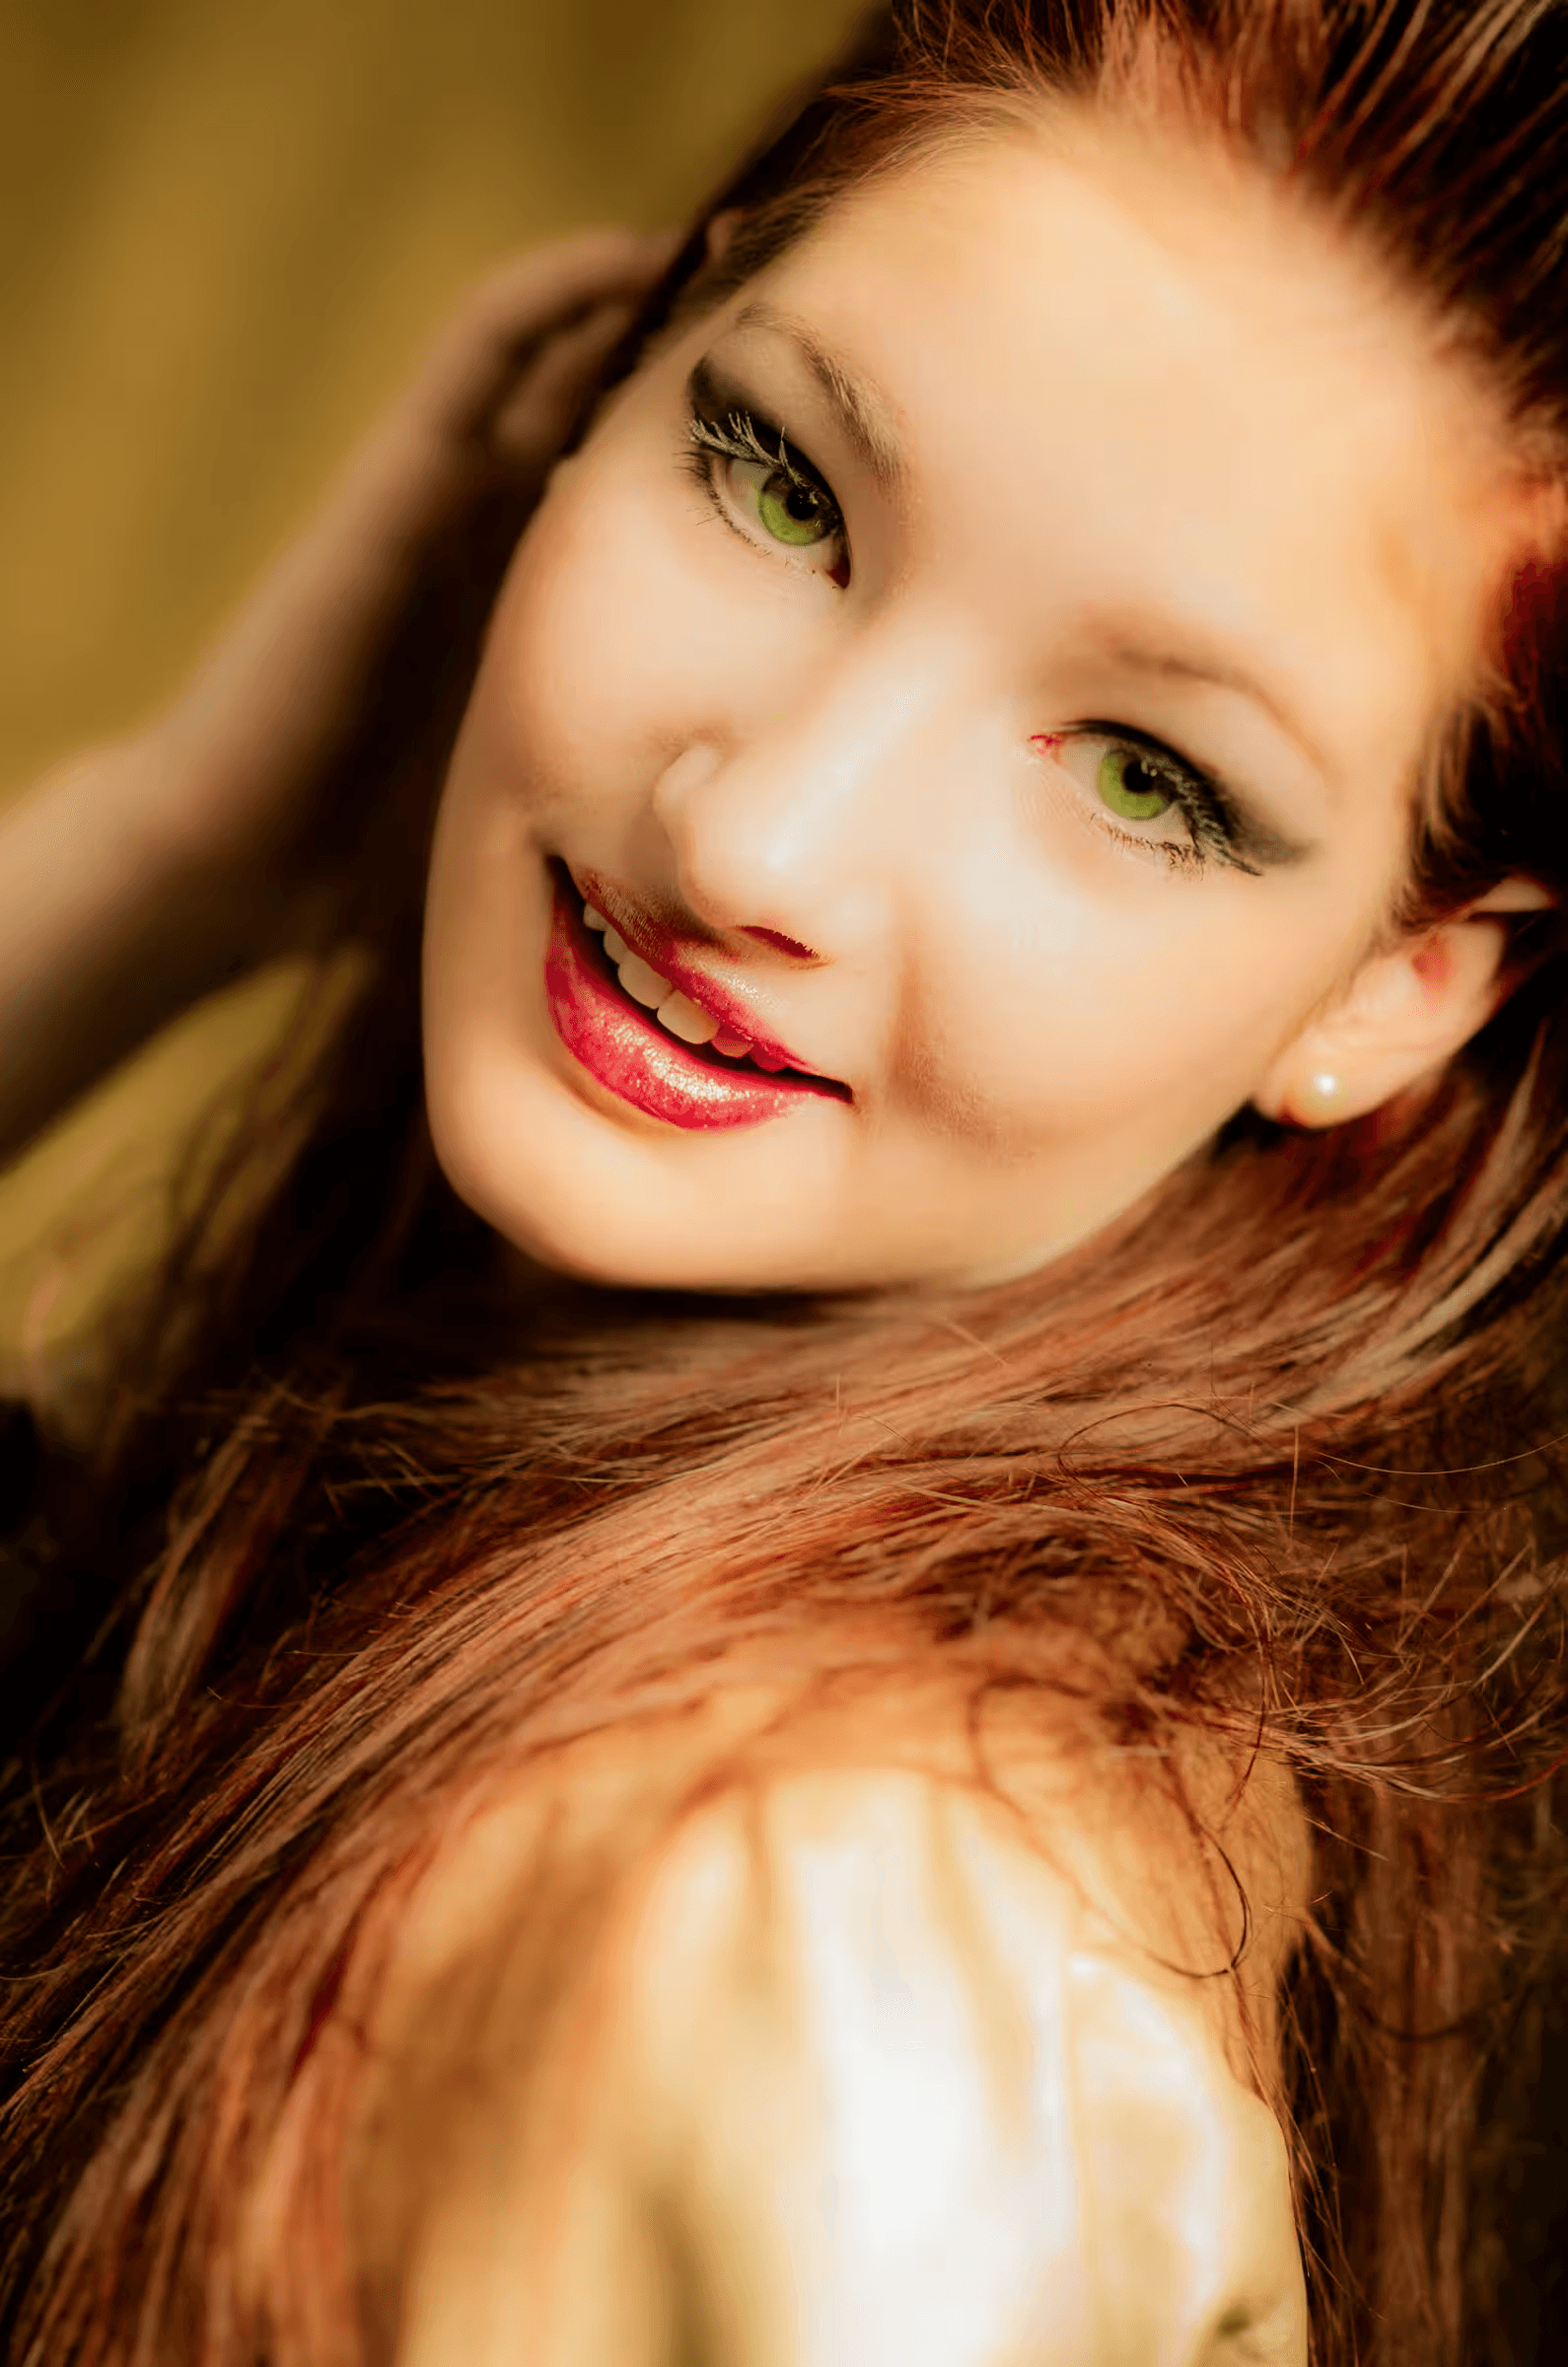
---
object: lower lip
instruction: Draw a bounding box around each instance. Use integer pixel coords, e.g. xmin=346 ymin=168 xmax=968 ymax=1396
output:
xmin=543 ymin=872 xmax=844 ymax=1131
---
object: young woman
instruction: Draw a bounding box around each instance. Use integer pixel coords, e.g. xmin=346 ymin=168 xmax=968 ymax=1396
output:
xmin=3 ymin=0 xmax=1568 ymax=2358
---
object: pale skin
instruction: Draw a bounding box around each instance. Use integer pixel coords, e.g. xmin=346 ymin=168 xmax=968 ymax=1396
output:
xmin=423 ymin=119 xmax=1553 ymax=1295
xmin=361 ymin=1686 xmax=1311 ymax=2367
xmin=0 ymin=108 xmax=1554 ymax=2367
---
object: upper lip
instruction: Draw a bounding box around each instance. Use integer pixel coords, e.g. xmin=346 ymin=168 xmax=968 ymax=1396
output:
xmin=572 ymin=866 xmax=837 ymax=1081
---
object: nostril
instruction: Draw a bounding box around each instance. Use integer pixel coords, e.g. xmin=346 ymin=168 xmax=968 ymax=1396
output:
xmin=742 ymin=924 xmax=818 ymax=960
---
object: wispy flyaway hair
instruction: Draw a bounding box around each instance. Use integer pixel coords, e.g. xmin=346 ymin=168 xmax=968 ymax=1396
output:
xmin=8 ymin=6 xmax=1568 ymax=2362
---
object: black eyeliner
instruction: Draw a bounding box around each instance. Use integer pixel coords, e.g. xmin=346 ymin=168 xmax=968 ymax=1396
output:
xmin=1073 ymin=718 xmax=1308 ymax=877
xmin=685 ymin=359 xmax=837 ymax=501
xmin=683 ymin=359 xmax=849 ymax=582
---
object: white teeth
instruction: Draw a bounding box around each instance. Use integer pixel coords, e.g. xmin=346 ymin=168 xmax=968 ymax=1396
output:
xmin=656 ymin=990 xmax=720 ymax=1044
xmin=583 ymin=896 xmax=767 ymax=1062
xmin=616 ymin=951 xmax=672 ymax=1008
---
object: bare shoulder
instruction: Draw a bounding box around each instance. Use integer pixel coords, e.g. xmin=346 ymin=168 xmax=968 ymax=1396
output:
xmin=362 ymin=1674 xmax=1312 ymax=2367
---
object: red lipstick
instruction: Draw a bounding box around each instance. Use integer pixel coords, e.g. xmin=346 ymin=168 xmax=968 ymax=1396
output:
xmin=577 ymin=870 xmax=813 ymax=1074
xmin=544 ymin=869 xmax=848 ymax=1131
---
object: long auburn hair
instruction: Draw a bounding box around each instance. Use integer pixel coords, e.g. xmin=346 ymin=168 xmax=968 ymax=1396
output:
xmin=7 ymin=2 xmax=1568 ymax=2360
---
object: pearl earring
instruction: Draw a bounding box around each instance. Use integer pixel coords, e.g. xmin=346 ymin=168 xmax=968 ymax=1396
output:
xmin=1301 ymin=1070 xmax=1344 ymax=1124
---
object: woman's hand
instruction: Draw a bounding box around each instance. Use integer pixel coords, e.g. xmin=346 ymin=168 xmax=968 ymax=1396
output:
xmin=0 ymin=228 xmax=675 ymax=1161
xmin=142 ymin=227 xmax=677 ymax=905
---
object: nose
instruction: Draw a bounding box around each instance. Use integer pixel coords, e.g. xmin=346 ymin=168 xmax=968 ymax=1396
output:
xmin=646 ymin=620 xmax=958 ymax=952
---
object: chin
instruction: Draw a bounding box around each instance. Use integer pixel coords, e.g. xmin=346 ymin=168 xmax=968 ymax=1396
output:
xmin=424 ymin=1054 xmax=864 ymax=1297
xmin=439 ymin=1153 xmax=918 ymax=1298
xmin=501 ymin=1212 xmax=859 ymax=1297
xmin=427 ymin=1123 xmax=793 ymax=1295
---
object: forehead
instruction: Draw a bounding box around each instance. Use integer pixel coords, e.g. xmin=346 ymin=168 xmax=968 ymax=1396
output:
xmin=743 ymin=124 xmax=1528 ymax=782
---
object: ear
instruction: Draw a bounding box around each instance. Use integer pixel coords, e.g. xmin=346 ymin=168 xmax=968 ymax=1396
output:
xmin=1252 ymin=877 xmax=1554 ymax=1128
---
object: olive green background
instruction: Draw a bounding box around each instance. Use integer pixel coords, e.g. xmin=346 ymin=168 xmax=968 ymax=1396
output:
xmin=0 ymin=0 xmax=862 ymax=1368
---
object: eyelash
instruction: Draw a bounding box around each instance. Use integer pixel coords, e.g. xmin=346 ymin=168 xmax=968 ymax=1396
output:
xmin=1050 ymin=724 xmax=1262 ymax=878
xmin=683 ymin=398 xmax=850 ymax=579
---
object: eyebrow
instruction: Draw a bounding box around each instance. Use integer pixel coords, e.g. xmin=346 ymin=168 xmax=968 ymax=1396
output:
xmin=1086 ymin=616 xmax=1332 ymax=786
xmin=730 ymin=298 xmax=906 ymax=493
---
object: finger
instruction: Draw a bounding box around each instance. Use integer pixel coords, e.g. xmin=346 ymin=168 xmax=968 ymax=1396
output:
xmin=405 ymin=227 xmax=682 ymax=443
xmin=161 ymin=236 xmax=681 ymax=776
xmin=292 ymin=239 xmax=675 ymax=563
xmin=460 ymin=225 xmax=682 ymax=337
xmin=486 ymin=298 xmax=645 ymax=478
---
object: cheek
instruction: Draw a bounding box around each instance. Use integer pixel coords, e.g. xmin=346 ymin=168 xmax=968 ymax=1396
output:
xmin=478 ymin=488 xmax=658 ymax=820
xmin=899 ymin=862 xmax=1366 ymax=1155
xmin=477 ymin=458 xmax=740 ymax=827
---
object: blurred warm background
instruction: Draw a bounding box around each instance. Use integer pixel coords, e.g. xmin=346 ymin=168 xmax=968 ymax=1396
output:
xmin=0 ymin=0 xmax=862 ymax=1370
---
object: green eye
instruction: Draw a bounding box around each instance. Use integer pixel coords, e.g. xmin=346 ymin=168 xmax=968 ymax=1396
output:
xmin=756 ymin=471 xmax=833 ymax=547
xmin=1096 ymin=747 xmax=1176 ymax=822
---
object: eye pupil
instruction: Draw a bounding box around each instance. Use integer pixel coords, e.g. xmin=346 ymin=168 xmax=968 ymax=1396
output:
xmin=1098 ymin=749 xmax=1175 ymax=823
xmin=757 ymin=470 xmax=831 ymax=547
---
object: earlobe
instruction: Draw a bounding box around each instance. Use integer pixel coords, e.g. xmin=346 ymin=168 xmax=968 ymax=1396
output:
xmin=1252 ymin=876 xmax=1551 ymax=1129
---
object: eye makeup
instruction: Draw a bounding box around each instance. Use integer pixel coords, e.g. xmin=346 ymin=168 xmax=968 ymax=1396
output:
xmin=683 ymin=359 xmax=850 ymax=585
xmin=1043 ymin=722 xmax=1310 ymax=878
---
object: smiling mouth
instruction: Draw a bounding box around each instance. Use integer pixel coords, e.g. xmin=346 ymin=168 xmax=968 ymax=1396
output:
xmin=543 ymin=863 xmax=852 ymax=1129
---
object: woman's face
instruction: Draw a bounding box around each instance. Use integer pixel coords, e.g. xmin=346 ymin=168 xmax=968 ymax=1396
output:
xmin=424 ymin=119 xmax=1525 ymax=1292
